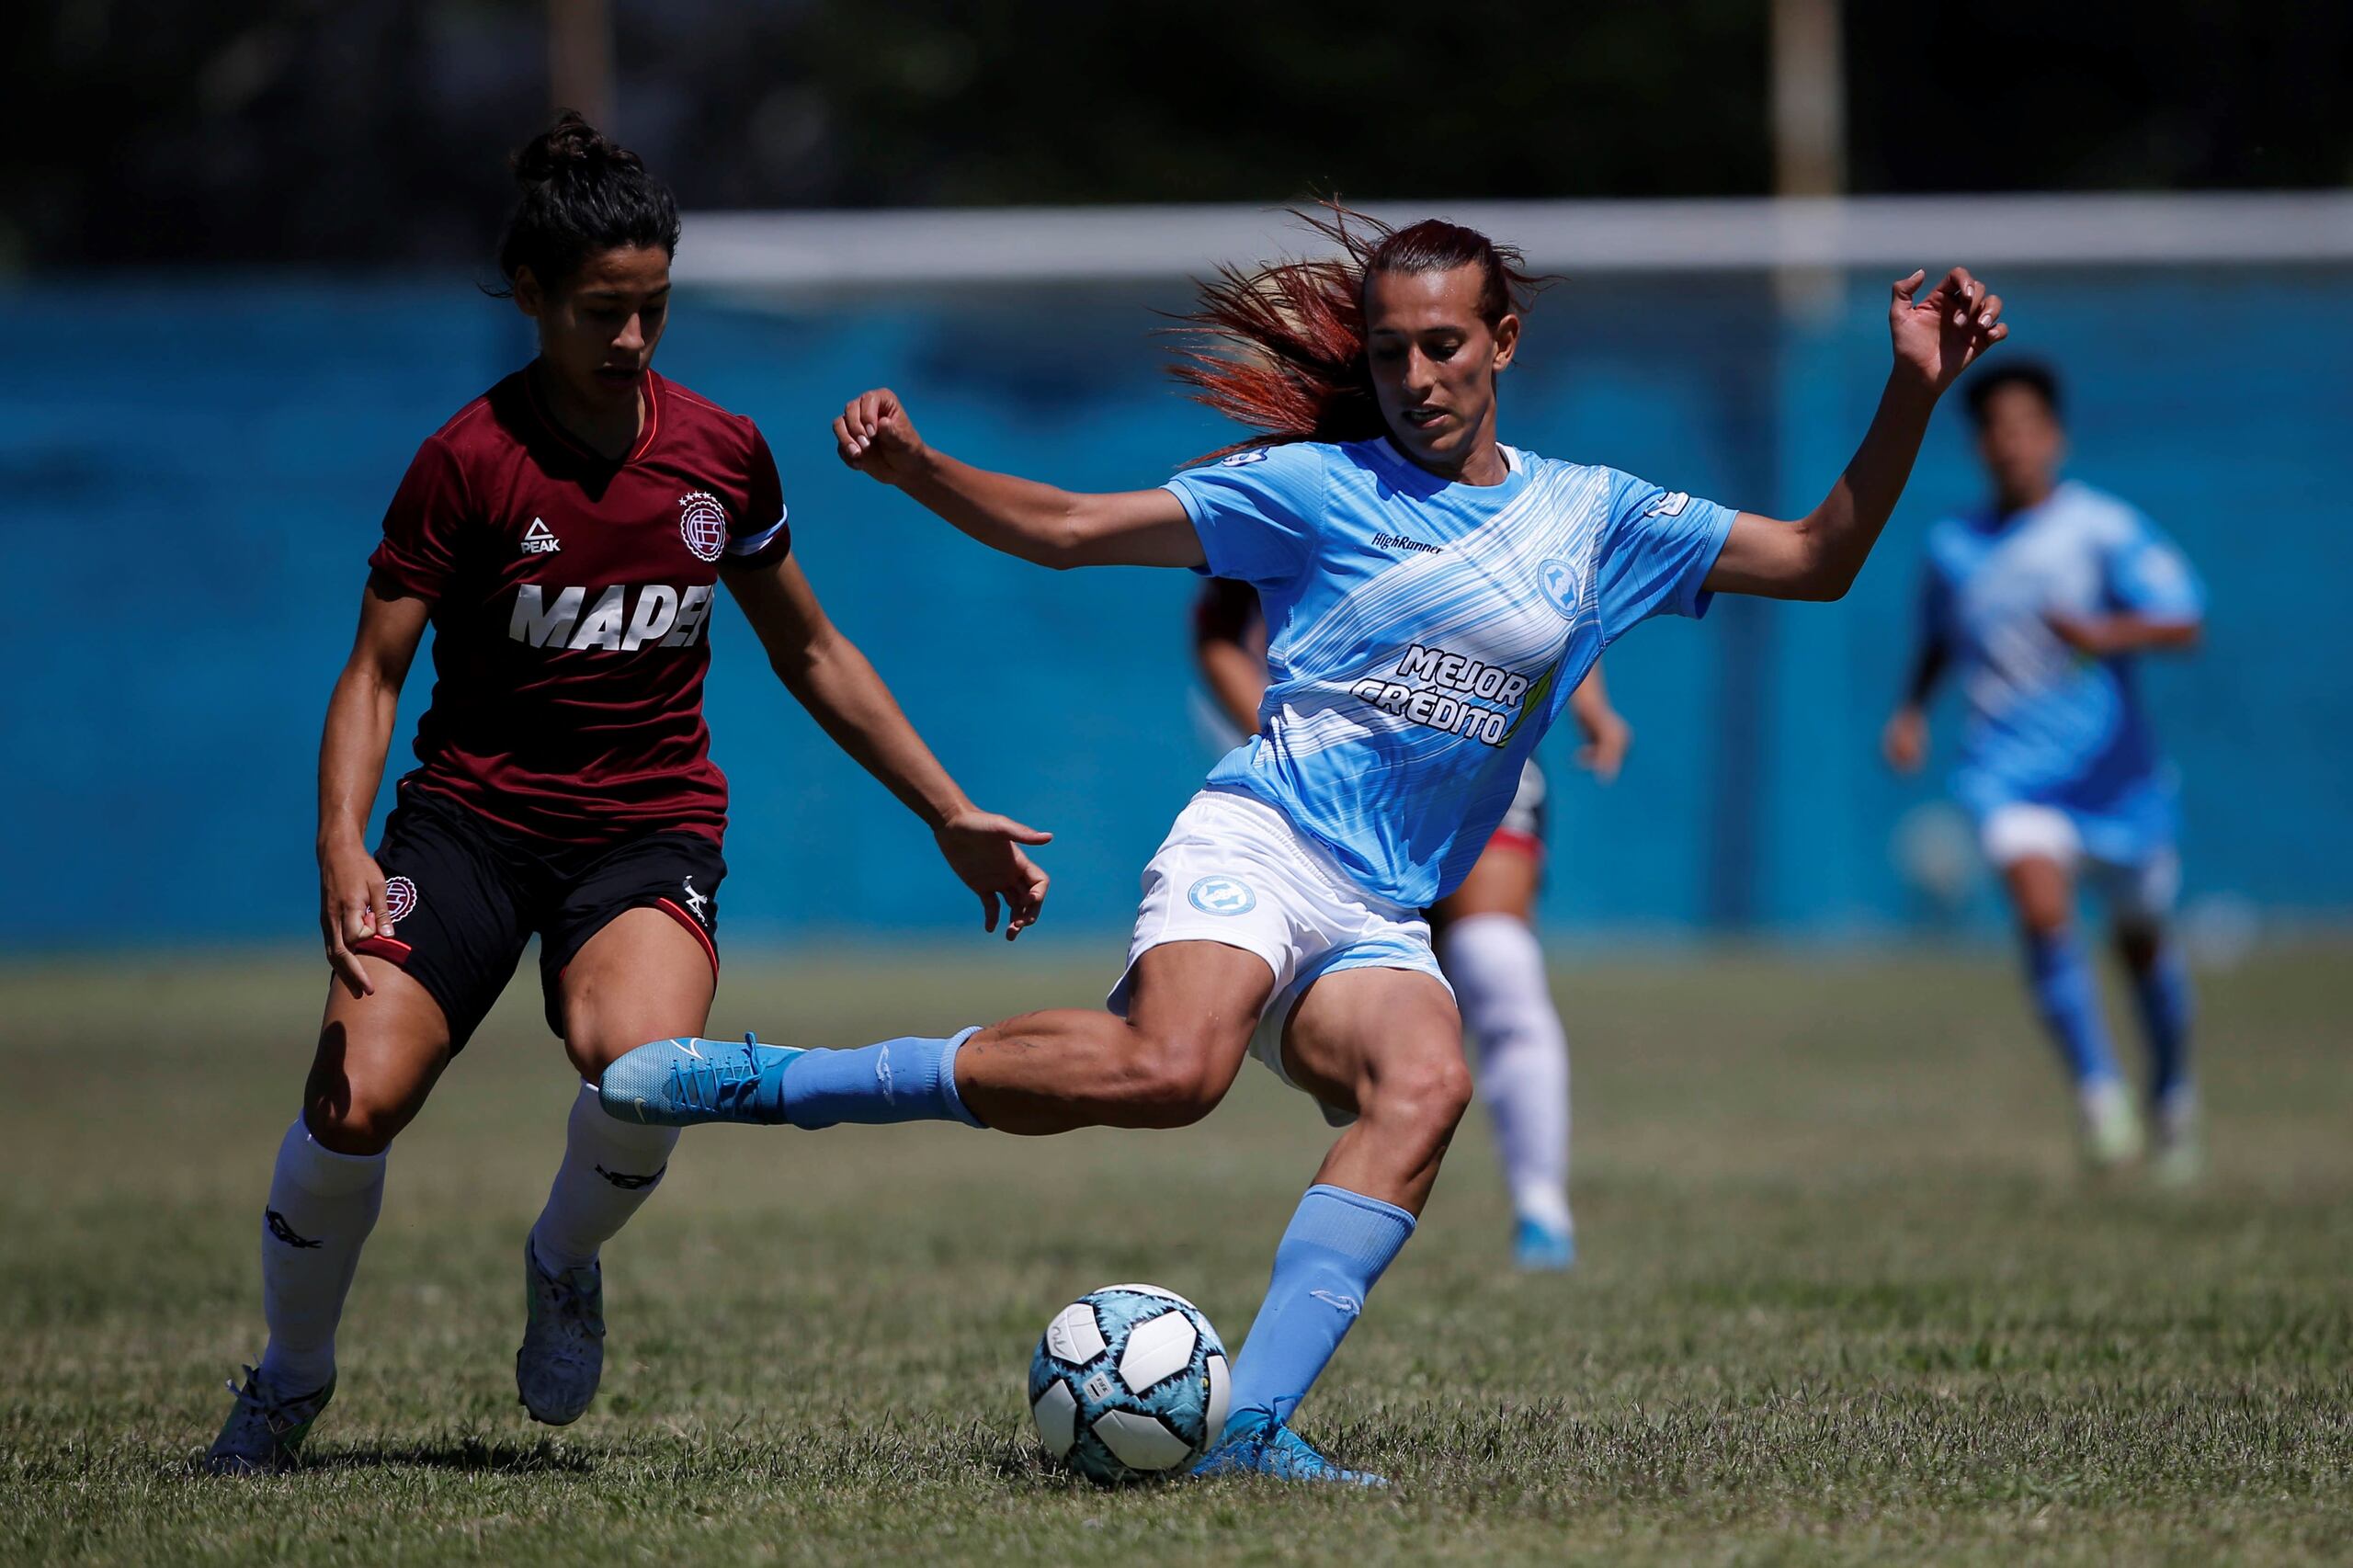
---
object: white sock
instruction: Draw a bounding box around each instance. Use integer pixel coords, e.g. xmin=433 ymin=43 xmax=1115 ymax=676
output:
xmin=256 ymin=1120 xmax=386 ymax=1392
xmin=529 ymin=1084 xmax=681 ymax=1276
xmin=1439 ymin=913 xmax=1573 ymax=1235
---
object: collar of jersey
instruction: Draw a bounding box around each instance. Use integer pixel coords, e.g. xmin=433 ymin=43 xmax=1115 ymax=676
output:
xmin=522 ymin=364 xmax=665 ymax=469
xmin=1369 ymin=435 xmax=1526 ymax=497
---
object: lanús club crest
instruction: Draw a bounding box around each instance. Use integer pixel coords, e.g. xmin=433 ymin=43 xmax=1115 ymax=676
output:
xmin=382 ymin=877 xmax=419 ymax=925
xmin=678 ymin=491 xmax=730 ymax=562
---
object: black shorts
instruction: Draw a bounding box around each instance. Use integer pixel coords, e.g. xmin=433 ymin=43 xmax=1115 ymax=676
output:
xmin=351 ymin=789 xmax=725 ymax=1049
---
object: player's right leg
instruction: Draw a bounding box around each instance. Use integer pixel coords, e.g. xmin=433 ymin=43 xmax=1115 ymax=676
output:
xmin=602 ymin=791 xmax=1293 ymax=1134
xmin=1985 ymin=806 xmax=2137 ymax=1169
xmin=205 ymin=965 xmax=452 ymax=1474
xmin=600 ymin=939 xmax=1272 ymax=1133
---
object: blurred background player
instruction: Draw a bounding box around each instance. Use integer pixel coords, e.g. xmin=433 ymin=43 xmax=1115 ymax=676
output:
xmin=1883 ymin=361 xmax=2206 ymax=1182
xmin=204 ymin=116 xmax=1048 ymax=1474
xmin=1194 ymin=576 xmax=1630 ymax=1269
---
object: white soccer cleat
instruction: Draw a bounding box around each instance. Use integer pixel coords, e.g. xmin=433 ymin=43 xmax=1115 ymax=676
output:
xmin=517 ymin=1236 xmax=605 ymax=1426
xmin=2151 ymin=1094 xmax=2206 ymax=1189
xmin=204 ymin=1364 xmax=335 ymax=1475
xmin=2077 ymin=1079 xmax=2145 ymax=1174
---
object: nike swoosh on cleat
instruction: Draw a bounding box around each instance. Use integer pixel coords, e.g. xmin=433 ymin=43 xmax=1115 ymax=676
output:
xmin=675 ymin=1040 xmax=706 ymax=1062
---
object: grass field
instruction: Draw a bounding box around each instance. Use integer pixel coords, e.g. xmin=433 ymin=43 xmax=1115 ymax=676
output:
xmin=3 ymin=941 xmax=2348 ymax=1564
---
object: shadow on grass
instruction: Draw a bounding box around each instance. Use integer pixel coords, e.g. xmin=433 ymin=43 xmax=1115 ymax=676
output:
xmin=304 ymin=1435 xmax=597 ymax=1475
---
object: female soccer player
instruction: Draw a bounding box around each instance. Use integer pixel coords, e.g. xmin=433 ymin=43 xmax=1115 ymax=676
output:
xmin=204 ymin=116 xmax=1049 ymax=1474
xmin=1195 ymin=575 xmax=1629 ymax=1269
xmin=1882 ymin=360 xmax=2205 ymax=1182
xmin=607 ymin=212 xmax=2007 ymax=1483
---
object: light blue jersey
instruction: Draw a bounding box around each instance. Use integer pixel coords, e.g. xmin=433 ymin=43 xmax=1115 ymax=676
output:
xmin=1164 ymin=437 xmax=1734 ymax=907
xmin=1920 ymin=480 xmax=2204 ymax=864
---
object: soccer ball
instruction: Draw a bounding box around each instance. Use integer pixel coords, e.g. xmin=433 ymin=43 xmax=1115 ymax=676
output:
xmin=1028 ymin=1283 xmax=1231 ymax=1484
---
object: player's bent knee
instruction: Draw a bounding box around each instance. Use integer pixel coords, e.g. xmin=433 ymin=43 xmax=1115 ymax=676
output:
xmin=1366 ymin=1052 xmax=1474 ymax=1140
xmin=1120 ymin=1030 xmax=1233 ymax=1128
xmin=301 ymin=1096 xmax=404 ymax=1157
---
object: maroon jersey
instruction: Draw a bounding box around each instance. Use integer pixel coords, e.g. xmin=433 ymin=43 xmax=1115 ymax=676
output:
xmin=369 ymin=369 xmax=789 ymax=846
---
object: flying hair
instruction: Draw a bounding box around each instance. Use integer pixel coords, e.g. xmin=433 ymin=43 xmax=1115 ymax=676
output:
xmin=1165 ymin=202 xmax=1549 ymax=462
xmin=490 ymin=111 xmax=681 ymax=296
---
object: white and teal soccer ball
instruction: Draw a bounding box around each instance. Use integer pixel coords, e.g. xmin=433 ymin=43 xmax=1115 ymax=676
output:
xmin=1028 ymin=1284 xmax=1231 ymax=1484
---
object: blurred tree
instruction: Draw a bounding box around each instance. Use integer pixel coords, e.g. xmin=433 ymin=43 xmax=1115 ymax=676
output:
xmin=1 ymin=0 xmax=2345 ymax=268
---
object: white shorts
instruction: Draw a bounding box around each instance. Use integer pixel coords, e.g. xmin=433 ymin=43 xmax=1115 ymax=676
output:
xmin=1106 ymin=789 xmax=1450 ymax=1124
xmin=1980 ymin=803 xmax=2180 ymax=925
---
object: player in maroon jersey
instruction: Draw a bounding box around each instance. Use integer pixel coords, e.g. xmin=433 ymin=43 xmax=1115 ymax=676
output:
xmin=1194 ymin=577 xmax=1630 ymax=1269
xmin=205 ymin=115 xmax=1051 ymax=1474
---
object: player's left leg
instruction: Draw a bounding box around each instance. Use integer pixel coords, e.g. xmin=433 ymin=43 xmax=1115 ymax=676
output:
xmin=2102 ymin=850 xmax=2199 ymax=1186
xmin=1195 ymin=965 xmax=1468 ymax=1486
xmin=1432 ymin=837 xmax=1572 ymax=1270
xmin=520 ymin=863 xmax=721 ymax=1426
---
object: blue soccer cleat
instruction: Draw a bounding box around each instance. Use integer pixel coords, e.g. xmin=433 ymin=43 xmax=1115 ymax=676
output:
xmin=1191 ymin=1415 xmax=1387 ymax=1487
xmin=598 ymin=1032 xmax=803 ymax=1126
xmin=1513 ymin=1216 xmax=1576 ymax=1272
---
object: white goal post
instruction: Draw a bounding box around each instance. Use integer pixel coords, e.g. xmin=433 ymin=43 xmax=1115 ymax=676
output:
xmin=676 ymin=192 xmax=2353 ymax=290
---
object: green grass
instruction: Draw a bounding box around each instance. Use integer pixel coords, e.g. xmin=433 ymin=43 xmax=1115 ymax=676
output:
xmin=3 ymin=941 xmax=2349 ymax=1564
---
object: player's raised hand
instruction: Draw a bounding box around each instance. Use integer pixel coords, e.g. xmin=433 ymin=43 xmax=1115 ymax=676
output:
xmin=1574 ymin=707 xmax=1632 ymax=784
xmin=318 ymin=839 xmax=391 ymax=998
xmin=933 ymin=807 xmax=1053 ymax=940
xmin=1889 ymin=267 xmax=2006 ymax=394
xmin=833 ymin=388 xmax=928 ymax=486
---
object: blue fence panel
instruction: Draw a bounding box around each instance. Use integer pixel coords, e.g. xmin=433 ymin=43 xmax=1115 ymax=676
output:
xmin=2 ymin=267 xmax=2346 ymax=949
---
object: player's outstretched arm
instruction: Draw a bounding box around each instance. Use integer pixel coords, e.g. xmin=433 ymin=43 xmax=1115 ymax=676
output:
xmin=1707 ymin=268 xmax=2008 ymax=602
xmin=2046 ymin=611 xmax=2203 ymax=658
xmin=318 ymin=579 xmax=431 ymax=996
xmin=725 ymin=553 xmax=1051 ymax=939
xmin=833 ymin=388 xmax=1202 ymax=570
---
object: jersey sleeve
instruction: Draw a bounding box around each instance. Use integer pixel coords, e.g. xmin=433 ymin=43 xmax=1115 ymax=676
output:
xmin=1593 ymin=469 xmax=1739 ymax=642
xmin=2104 ymin=512 xmax=2204 ymax=621
xmin=367 ymin=435 xmax=470 ymax=602
xmin=722 ymin=426 xmax=791 ymax=567
xmin=1161 ymin=443 xmax=1325 ymax=587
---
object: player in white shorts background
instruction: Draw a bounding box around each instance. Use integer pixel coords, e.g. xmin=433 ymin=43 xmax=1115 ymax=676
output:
xmin=1883 ymin=360 xmax=2206 ymax=1181
xmin=1194 ymin=576 xmax=1629 ymax=1269
xmin=604 ymin=208 xmax=2008 ymax=1483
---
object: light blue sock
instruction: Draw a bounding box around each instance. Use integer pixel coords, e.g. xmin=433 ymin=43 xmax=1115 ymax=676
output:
xmin=779 ymin=1028 xmax=985 ymax=1130
xmin=2130 ymin=940 xmax=2195 ymax=1110
xmin=2024 ymin=929 xmax=2122 ymax=1089
xmin=1223 ymin=1184 xmax=1415 ymax=1435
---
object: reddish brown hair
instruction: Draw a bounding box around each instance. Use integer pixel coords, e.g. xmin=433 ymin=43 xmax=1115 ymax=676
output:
xmin=1166 ymin=204 xmax=1545 ymax=460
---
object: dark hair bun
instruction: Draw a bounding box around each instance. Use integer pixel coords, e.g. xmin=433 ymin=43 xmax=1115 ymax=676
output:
xmin=493 ymin=111 xmax=679 ymax=293
xmin=512 ymin=110 xmax=644 ymax=187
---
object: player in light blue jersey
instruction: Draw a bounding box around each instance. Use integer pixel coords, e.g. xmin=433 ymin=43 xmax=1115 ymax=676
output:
xmin=1883 ymin=361 xmax=2205 ymax=1182
xmin=605 ymin=210 xmax=2007 ymax=1483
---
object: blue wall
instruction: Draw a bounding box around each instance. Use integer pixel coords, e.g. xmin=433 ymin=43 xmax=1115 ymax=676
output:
xmin=4 ymin=267 xmax=2347 ymax=949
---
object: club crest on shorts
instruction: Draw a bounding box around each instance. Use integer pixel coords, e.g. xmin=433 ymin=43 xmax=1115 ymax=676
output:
xmin=678 ymin=491 xmax=729 ymax=562
xmin=382 ymin=876 xmax=419 ymax=924
xmin=1188 ymin=875 xmax=1256 ymax=916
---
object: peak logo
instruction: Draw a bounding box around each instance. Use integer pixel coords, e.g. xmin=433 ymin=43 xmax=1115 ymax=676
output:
xmin=520 ymin=517 xmax=562 ymax=554
xmin=508 ymin=584 xmax=715 ymax=651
